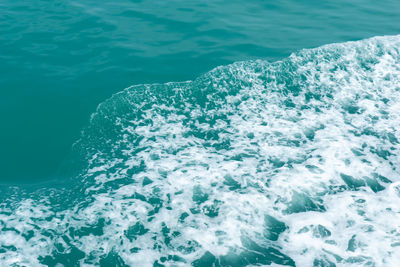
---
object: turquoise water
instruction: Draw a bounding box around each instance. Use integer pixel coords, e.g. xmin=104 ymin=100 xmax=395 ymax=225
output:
xmin=1 ymin=0 xmax=400 ymax=183
xmin=1 ymin=1 xmax=400 ymax=266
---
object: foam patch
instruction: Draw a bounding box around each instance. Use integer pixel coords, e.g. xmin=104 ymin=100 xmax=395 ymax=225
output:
xmin=1 ymin=35 xmax=400 ymax=266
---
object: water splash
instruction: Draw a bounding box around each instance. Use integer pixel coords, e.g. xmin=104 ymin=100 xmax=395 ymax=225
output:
xmin=1 ymin=35 xmax=400 ymax=266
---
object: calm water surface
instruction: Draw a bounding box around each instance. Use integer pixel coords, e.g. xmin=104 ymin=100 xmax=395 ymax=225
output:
xmin=0 ymin=1 xmax=399 ymax=182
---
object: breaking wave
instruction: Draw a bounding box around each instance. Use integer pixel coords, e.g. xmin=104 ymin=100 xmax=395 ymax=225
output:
xmin=1 ymin=35 xmax=400 ymax=266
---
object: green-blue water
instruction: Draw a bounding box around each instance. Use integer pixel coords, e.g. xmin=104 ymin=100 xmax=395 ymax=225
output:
xmin=1 ymin=0 xmax=400 ymax=183
xmin=1 ymin=1 xmax=400 ymax=266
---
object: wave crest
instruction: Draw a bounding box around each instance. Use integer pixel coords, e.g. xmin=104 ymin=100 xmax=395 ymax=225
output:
xmin=2 ymin=35 xmax=400 ymax=266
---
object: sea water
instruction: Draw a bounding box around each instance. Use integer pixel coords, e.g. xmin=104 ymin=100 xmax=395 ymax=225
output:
xmin=1 ymin=0 xmax=400 ymax=266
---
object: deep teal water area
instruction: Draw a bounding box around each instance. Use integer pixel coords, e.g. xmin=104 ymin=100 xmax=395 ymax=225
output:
xmin=1 ymin=1 xmax=400 ymax=267
xmin=1 ymin=0 xmax=400 ymax=183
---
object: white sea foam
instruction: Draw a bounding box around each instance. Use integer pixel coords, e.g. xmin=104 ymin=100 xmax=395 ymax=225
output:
xmin=0 ymin=35 xmax=400 ymax=266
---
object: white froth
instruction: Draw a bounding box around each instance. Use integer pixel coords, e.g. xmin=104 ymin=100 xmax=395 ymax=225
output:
xmin=1 ymin=35 xmax=400 ymax=266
